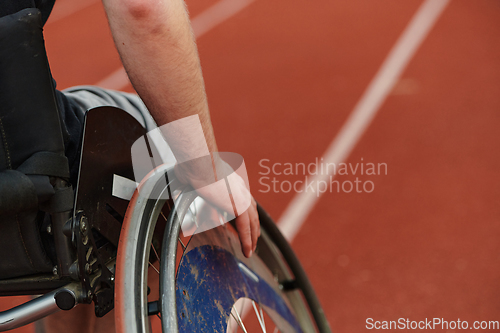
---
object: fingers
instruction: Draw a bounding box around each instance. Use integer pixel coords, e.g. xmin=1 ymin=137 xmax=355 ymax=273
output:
xmin=235 ymin=198 xmax=260 ymax=258
xmin=235 ymin=212 xmax=253 ymax=258
xmin=249 ymin=198 xmax=260 ymax=250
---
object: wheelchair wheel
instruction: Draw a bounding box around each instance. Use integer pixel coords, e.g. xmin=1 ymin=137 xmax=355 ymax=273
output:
xmin=115 ymin=166 xmax=331 ymax=333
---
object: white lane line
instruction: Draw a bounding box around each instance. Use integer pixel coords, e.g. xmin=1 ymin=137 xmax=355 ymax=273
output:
xmin=95 ymin=0 xmax=255 ymax=90
xmin=277 ymin=0 xmax=450 ymax=241
xmin=47 ymin=0 xmax=100 ymax=25
xmin=190 ymin=0 xmax=255 ymax=38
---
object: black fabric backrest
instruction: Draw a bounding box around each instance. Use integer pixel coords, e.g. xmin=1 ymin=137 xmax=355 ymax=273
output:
xmin=0 ymin=8 xmax=68 ymax=280
xmin=0 ymin=8 xmax=68 ymax=176
xmin=0 ymin=0 xmax=55 ymax=26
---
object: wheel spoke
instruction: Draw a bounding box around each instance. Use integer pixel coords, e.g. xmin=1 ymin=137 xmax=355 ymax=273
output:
xmin=252 ymin=301 xmax=267 ymax=333
xmin=239 ymin=298 xmax=246 ymax=320
xmin=151 ymin=242 xmax=161 ymax=264
xmin=148 ymin=261 xmax=160 ymax=275
xmin=260 ymin=304 xmax=267 ymax=332
xmin=227 ymin=314 xmax=237 ymax=333
xmin=160 ymin=211 xmax=168 ymax=222
xmin=231 ymin=304 xmax=248 ymax=333
xmin=178 ymin=237 xmax=186 ymax=251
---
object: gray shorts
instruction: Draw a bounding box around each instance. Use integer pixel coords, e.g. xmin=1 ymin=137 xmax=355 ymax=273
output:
xmin=63 ymin=85 xmax=157 ymax=131
xmin=59 ymin=86 xmax=157 ymax=185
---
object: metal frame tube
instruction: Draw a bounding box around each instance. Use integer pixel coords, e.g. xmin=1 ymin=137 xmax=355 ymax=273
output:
xmin=0 ymin=283 xmax=81 ymax=332
xmin=51 ymin=179 xmax=75 ymax=277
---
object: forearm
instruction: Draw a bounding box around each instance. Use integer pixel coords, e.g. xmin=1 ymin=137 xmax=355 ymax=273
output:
xmin=102 ymin=0 xmax=217 ymax=159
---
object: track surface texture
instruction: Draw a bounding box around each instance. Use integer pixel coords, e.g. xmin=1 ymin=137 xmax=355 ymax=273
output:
xmin=1 ymin=0 xmax=499 ymax=332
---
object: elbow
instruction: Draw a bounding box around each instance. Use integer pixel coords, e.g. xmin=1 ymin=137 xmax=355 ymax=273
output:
xmin=122 ymin=0 xmax=157 ymax=21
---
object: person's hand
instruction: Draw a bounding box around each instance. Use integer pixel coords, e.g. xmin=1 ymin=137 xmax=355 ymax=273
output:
xmin=174 ymin=155 xmax=260 ymax=257
xmin=233 ymin=196 xmax=260 ymax=257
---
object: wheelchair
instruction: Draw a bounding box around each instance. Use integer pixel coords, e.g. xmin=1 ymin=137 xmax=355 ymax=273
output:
xmin=0 ymin=7 xmax=331 ymax=333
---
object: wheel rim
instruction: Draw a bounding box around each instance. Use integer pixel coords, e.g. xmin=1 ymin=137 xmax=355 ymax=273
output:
xmin=115 ymin=165 xmax=177 ymax=333
xmin=116 ymin=168 xmax=327 ymax=333
xmin=173 ymin=217 xmax=312 ymax=333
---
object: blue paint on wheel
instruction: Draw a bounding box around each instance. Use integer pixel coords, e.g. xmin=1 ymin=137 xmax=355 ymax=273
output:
xmin=176 ymin=245 xmax=302 ymax=332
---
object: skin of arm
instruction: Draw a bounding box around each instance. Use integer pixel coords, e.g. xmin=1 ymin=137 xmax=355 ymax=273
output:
xmin=101 ymin=0 xmax=260 ymax=257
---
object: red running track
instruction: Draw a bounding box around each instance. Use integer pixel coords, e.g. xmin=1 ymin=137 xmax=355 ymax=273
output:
xmin=1 ymin=0 xmax=499 ymax=332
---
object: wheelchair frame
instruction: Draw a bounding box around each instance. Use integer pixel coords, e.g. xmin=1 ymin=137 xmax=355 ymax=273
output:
xmin=0 ymin=107 xmax=331 ymax=333
xmin=0 ymin=106 xmax=145 ymax=330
